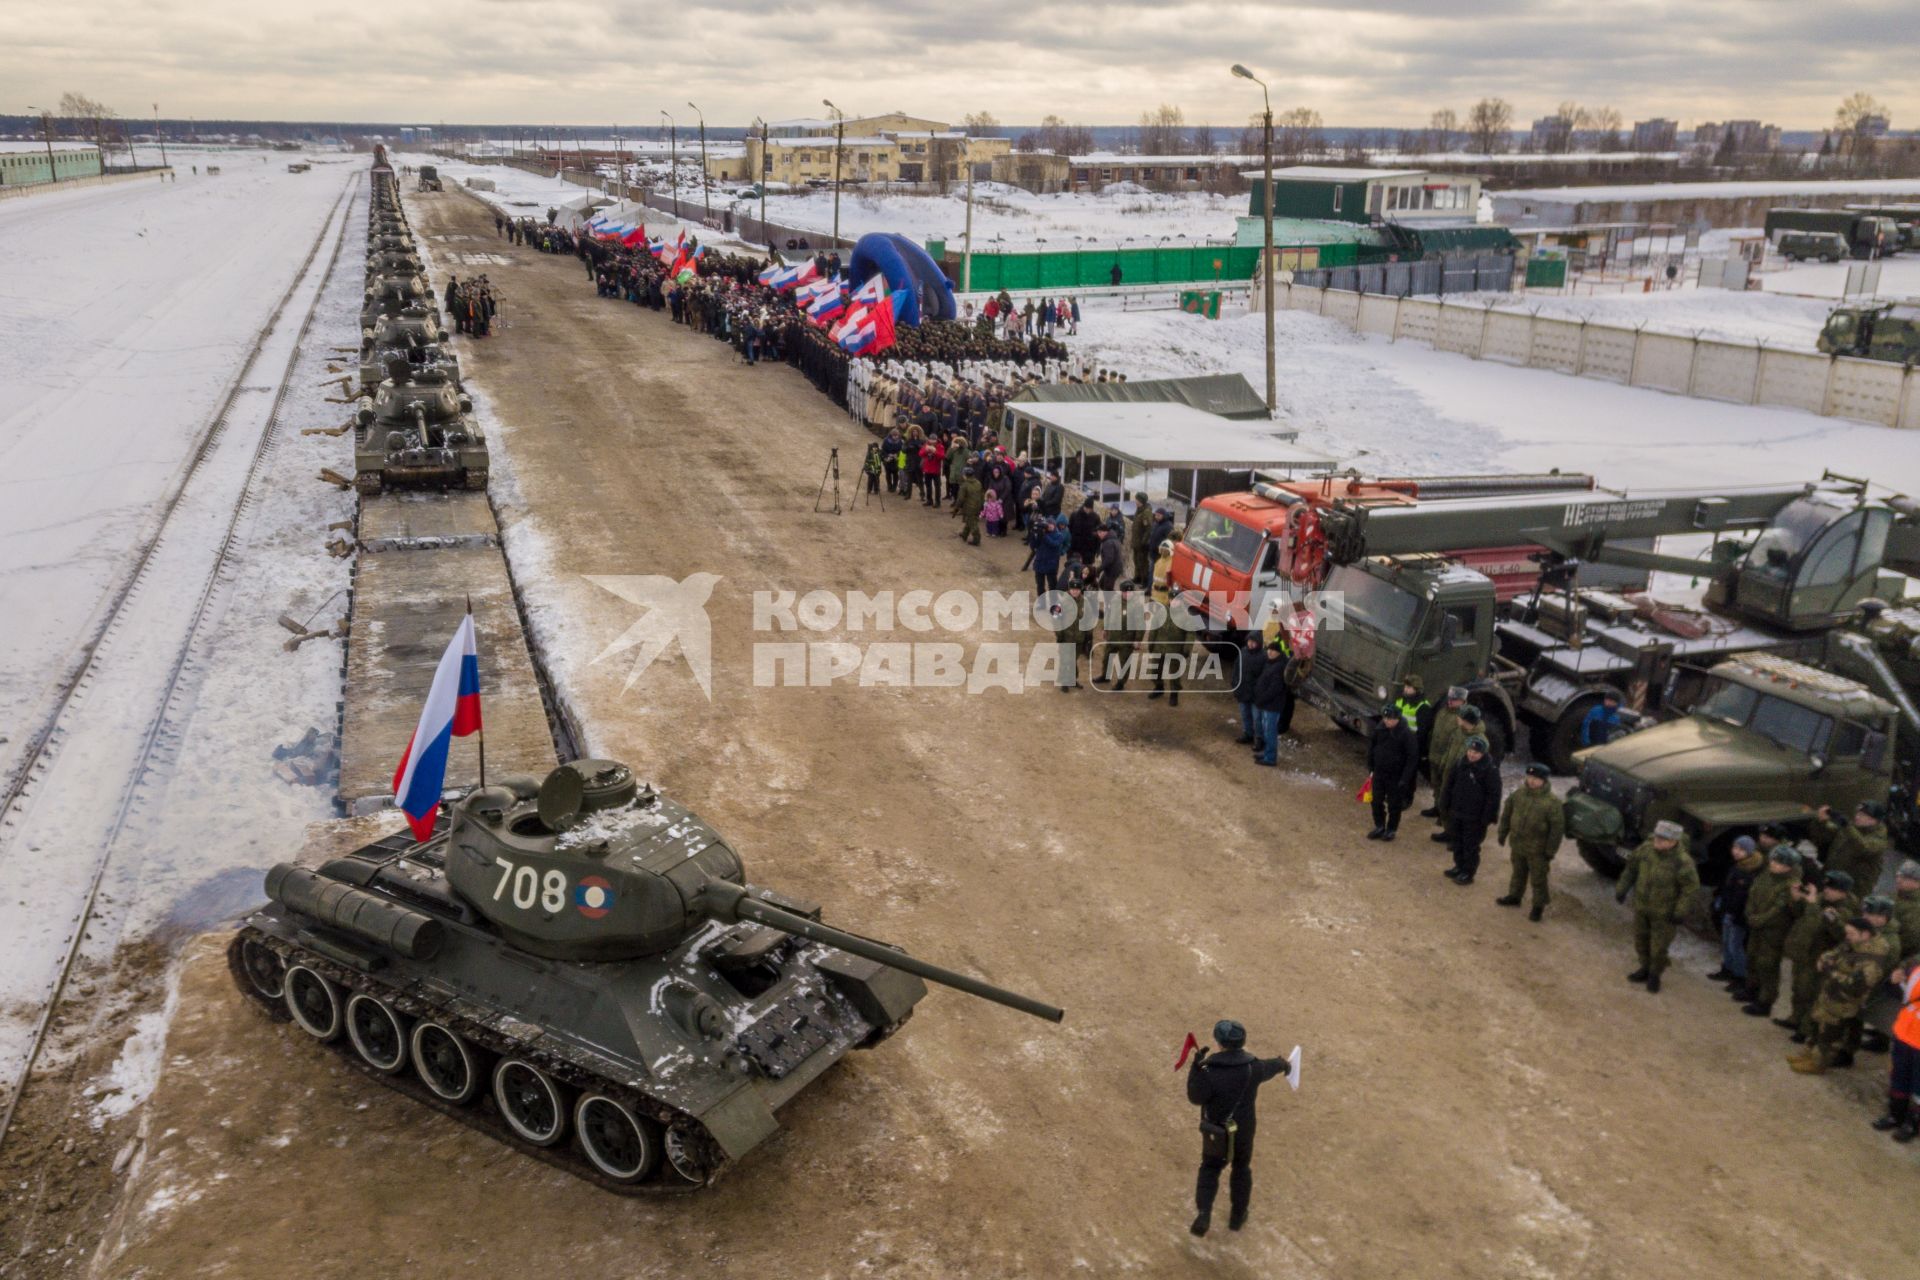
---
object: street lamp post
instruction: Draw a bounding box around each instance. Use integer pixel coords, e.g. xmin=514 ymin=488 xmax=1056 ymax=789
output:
xmin=687 ymin=101 xmax=709 ymax=222
xmin=661 ymin=110 xmax=678 ymax=218
xmin=153 ymin=103 xmax=168 ymax=171
xmin=27 ymin=106 xmax=59 ymax=183
xmin=1232 ymin=63 xmax=1277 ymax=416
xmin=752 ymin=116 xmax=769 ymax=246
xmin=823 ymin=98 xmax=845 ymax=247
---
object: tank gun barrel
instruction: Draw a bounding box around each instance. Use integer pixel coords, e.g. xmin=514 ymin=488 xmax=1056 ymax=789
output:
xmin=699 ymin=881 xmax=1064 ymax=1023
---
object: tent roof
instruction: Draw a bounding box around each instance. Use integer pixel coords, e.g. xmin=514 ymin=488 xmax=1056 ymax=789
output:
xmin=1011 ymin=374 xmax=1275 ymax=422
xmin=1001 ymin=402 xmax=1334 ymax=471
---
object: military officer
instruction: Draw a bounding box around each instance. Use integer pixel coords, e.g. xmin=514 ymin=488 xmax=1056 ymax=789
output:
xmin=1495 ymin=762 xmax=1565 ymax=922
xmin=1778 ymin=870 xmax=1859 ymax=1040
xmin=1811 ymin=801 xmax=1892 ymax=896
xmin=1738 ymin=845 xmax=1804 ymax=1016
xmin=1616 ymin=819 xmax=1700 ymax=993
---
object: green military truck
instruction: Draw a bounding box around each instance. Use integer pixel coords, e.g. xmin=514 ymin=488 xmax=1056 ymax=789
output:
xmin=1817 ymin=301 xmax=1920 ymax=364
xmin=1565 ymin=654 xmax=1904 ymax=882
xmin=1764 ymin=208 xmax=1900 ymax=259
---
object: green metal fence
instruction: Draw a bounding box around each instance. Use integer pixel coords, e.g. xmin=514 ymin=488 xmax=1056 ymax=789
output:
xmin=926 ymin=240 xmax=1377 ymax=292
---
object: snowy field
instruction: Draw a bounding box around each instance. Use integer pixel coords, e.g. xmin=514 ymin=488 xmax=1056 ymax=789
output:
xmin=0 ymin=154 xmax=353 ymax=793
xmin=0 ymin=159 xmax=360 ymax=1101
xmin=1064 ymin=301 xmax=1920 ymax=494
xmin=751 ymin=184 xmax=1243 ymax=249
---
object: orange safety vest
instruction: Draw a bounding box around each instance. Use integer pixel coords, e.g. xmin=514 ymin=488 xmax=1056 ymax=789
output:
xmin=1896 ymin=970 xmax=1920 ymax=1051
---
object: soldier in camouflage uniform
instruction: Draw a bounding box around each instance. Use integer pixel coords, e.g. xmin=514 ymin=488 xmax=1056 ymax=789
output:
xmin=1495 ymin=762 xmax=1565 ymax=922
xmin=1615 ymin=820 xmax=1700 ymax=993
xmin=1097 ymin=580 xmax=1148 ymax=691
xmin=1428 ymin=702 xmax=1480 ymax=843
xmin=1894 ymin=862 xmax=1920 ymax=967
xmin=1739 ymin=846 xmax=1805 ymax=1016
xmin=1850 ymin=895 xmax=1904 ymax=1057
xmin=1420 ymin=687 xmax=1468 ymax=821
xmin=1779 ymin=870 xmax=1858 ymax=1040
xmin=955 ymin=472 xmax=985 ymax=546
xmin=1790 ymin=917 xmax=1886 ymax=1074
xmin=1146 ymin=596 xmax=1193 ymax=707
xmin=1810 ymin=801 xmax=1893 ymax=896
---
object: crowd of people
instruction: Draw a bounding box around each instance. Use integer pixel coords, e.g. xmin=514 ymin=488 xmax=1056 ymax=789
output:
xmin=964 ymin=292 xmax=1082 ymax=341
xmin=441 ymin=274 xmax=499 ymax=338
xmin=467 ymin=197 xmax=1920 ymax=1218
xmin=494 ymin=209 xmax=576 ymax=254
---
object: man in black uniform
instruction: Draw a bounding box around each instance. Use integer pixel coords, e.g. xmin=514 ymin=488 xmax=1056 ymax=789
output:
xmin=1185 ymin=1018 xmax=1291 ymax=1236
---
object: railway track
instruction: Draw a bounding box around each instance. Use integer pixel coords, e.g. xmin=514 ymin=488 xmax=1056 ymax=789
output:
xmin=0 ymin=174 xmax=359 ymax=1149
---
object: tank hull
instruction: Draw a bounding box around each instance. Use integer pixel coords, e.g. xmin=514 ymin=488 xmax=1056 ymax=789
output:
xmin=226 ymin=825 xmax=925 ymax=1190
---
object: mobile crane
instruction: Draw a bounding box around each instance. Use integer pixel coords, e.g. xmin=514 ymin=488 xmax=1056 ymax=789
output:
xmin=1172 ymin=473 xmax=1919 ymax=770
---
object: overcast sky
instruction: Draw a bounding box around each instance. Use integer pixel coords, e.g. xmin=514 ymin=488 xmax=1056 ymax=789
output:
xmin=14 ymin=1 xmax=1918 ymax=130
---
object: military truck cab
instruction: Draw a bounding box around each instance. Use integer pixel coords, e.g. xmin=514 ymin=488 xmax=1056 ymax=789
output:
xmin=1565 ymin=654 xmax=1898 ymax=882
xmin=1817 ymin=302 xmax=1920 ymax=364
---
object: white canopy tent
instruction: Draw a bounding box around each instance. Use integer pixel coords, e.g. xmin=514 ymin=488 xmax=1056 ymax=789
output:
xmin=999 ymin=402 xmax=1336 ymax=516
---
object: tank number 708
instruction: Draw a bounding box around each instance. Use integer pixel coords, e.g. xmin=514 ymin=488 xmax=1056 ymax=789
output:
xmin=493 ymin=857 xmax=567 ymax=913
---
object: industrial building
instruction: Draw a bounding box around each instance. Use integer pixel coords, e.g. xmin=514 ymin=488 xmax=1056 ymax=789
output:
xmin=0 ymin=141 xmax=103 ymax=186
xmin=736 ymin=113 xmax=1009 ymax=188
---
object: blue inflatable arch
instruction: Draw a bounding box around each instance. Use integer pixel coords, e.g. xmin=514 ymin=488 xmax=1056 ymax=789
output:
xmin=848 ymin=233 xmax=957 ymax=327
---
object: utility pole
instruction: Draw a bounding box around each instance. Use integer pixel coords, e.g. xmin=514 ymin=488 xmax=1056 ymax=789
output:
xmin=614 ymin=127 xmax=624 ymax=199
xmin=661 ymin=110 xmax=678 ymax=218
xmin=1233 ymin=63 xmax=1277 ymax=416
xmin=752 ymin=117 xmax=769 ymax=245
xmin=823 ymin=99 xmax=845 ymax=247
xmin=152 ymin=103 xmax=168 ymax=171
xmin=687 ymin=101 xmax=709 ymax=221
xmin=963 ymin=157 xmax=975 ymax=293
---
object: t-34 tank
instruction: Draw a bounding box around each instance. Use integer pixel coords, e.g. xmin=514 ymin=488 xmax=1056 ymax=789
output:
xmin=352 ymin=357 xmax=486 ymax=492
xmin=361 ymin=272 xmax=433 ymax=328
xmin=228 ymin=759 xmax=1061 ymax=1189
xmin=367 ymin=245 xmax=428 ymax=279
xmin=359 ymin=308 xmax=460 ymax=391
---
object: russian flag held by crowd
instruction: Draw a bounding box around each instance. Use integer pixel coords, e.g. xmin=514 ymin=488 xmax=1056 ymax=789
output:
xmin=391 ymin=612 xmax=483 ymax=840
xmin=850 ymin=273 xmax=888 ymax=306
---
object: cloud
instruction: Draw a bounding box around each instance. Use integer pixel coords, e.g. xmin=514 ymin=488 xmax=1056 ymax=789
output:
xmin=9 ymin=0 xmax=1916 ymax=127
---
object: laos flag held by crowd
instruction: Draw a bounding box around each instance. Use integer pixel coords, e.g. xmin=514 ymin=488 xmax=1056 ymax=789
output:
xmin=392 ymin=611 xmax=483 ymax=840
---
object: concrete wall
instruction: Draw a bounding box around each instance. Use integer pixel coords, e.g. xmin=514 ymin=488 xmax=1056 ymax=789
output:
xmin=0 ymin=167 xmax=169 ymax=201
xmin=1259 ymin=280 xmax=1920 ymax=430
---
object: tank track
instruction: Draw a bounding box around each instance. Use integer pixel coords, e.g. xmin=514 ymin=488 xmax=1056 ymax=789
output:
xmin=226 ymin=926 xmax=724 ymax=1194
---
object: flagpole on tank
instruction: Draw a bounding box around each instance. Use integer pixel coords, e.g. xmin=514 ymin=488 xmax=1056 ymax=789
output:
xmin=467 ymin=593 xmax=486 ymax=790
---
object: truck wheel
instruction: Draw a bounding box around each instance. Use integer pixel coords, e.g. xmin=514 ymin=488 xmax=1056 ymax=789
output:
xmin=1545 ymin=697 xmax=1604 ymax=775
xmin=1482 ymin=714 xmax=1511 ymax=766
xmin=1577 ymin=840 xmax=1625 ymax=879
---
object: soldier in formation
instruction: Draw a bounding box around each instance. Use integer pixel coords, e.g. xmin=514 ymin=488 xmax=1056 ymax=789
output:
xmin=1495 ymin=762 xmax=1564 ymax=921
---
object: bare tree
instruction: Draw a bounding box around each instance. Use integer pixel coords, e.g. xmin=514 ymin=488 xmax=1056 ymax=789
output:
xmin=1834 ymin=91 xmax=1889 ymax=132
xmin=1137 ymin=103 xmax=1188 ymax=156
xmin=1466 ymin=97 xmax=1512 ymax=154
xmin=1019 ymin=115 xmax=1093 ymax=155
xmin=58 ymin=91 xmax=119 ymax=154
xmin=961 ymin=111 xmax=1001 ymax=138
xmin=1190 ymin=122 xmax=1216 ymax=155
xmin=1426 ymin=108 xmax=1458 ymax=153
xmin=1587 ymin=105 xmax=1623 ymax=151
xmin=1276 ymin=107 xmax=1325 ymax=160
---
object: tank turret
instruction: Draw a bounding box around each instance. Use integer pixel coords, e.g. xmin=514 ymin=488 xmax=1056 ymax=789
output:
xmin=351 ymin=357 xmax=486 ymax=493
xmin=227 ymin=759 xmax=1061 ymax=1188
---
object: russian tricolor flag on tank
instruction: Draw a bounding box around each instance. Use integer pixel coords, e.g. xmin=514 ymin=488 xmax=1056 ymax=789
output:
xmin=391 ymin=612 xmax=483 ymax=840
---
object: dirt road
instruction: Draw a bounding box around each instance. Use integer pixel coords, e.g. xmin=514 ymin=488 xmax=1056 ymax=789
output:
xmin=78 ymin=191 xmax=1914 ymax=1280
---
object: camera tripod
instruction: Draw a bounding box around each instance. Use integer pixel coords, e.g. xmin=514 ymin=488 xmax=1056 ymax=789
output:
xmin=814 ymin=447 xmax=884 ymax=514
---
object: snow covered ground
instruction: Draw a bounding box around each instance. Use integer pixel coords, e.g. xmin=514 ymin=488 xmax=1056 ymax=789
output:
xmin=0 ymin=160 xmax=360 ymax=1100
xmin=0 ymin=155 xmax=354 ymax=794
xmin=1063 ymin=301 xmax=1920 ymax=493
xmin=750 ymin=184 xmax=1243 ymax=249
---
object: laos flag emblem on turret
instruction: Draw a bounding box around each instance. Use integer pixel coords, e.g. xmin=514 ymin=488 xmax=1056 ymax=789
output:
xmin=575 ymin=875 xmax=616 ymax=919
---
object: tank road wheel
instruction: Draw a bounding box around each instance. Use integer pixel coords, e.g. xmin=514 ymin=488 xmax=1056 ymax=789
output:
xmin=493 ymin=1059 xmax=569 ymax=1147
xmin=284 ymin=966 xmax=343 ymax=1041
xmin=345 ymin=993 xmax=409 ymax=1074
xmin=663 ymin=1126 xmax=707 ymax=1185
xmin=411 ymin=1022 xmax=484 ymax=1104
xmin=573 ymin=1094 xmax=661 ymax=1183
xmin=238 ymin=938 xmax=286 ymax=1000
xmin=353 ymin=473 xmax=382 ymax=496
